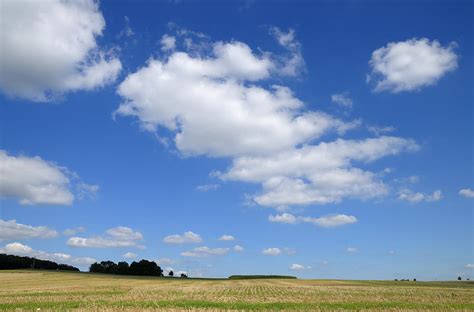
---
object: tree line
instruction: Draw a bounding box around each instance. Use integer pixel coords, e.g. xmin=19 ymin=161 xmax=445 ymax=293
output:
xmin=90 ymin=259 xmax=187 ymax=277
xmin=0 ymin=254 xmax=79 ymax=271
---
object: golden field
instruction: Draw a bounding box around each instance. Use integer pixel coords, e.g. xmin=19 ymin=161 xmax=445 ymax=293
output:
xmin=0 ymin=270 xmax=473 ymax=311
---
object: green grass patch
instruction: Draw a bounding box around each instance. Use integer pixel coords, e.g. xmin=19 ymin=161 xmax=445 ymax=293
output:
xmin=1 ymin=300 xmax=473 ymax=311
xmin=0 ymin=289 xmax=127 ymax=298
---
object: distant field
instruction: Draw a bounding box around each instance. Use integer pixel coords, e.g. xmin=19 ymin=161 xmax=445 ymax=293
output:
xmin=0 ymin=270 xmax=473 ymax=311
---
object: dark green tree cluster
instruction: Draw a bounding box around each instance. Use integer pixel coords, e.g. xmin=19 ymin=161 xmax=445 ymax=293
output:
xmin=0 ymin=254 xmax=79 ymax=271
xmin=89 ymin=259 xmax=163 ymax=276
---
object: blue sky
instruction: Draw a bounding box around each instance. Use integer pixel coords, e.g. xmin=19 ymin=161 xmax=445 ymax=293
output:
xmin=0 ymin=0 xmax=472 ymax=280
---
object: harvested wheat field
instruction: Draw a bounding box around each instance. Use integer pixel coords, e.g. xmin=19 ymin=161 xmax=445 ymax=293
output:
xmin=0 ymin=270 xmax=473 ymax=311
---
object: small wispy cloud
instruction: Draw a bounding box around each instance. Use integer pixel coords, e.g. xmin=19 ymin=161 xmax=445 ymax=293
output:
xmin=196 ymin=184 xmax=220 ymax=192
xmin=367 ymin=125 xmax=396 ymax=136
xmin=63 ymin=226 xmax=86 ymax=236
xmin=181 ymin=246 xmax=229 ymax=257
xmin=331 ymin=93 xmax=353 ymax=108
xmin=398 ymin=189 xmax=442 ymax=203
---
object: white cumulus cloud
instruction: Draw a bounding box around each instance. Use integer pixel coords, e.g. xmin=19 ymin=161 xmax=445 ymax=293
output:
xmin=0 ymin=0 xmax=121 ymax=101
xmin=116 ymin=37 xmax=355 ymax=158
xmin=398 ymin=189 xmax=443 ymax=203
xmin=0 ymin=150 xmax=74 ymax=205
xmin=262 ymin=247 xmax=281 ymax=256
xmin=115 ymin=30 xmax=421 ymax=212
xmin=220 ymin=136 xmax=418 ymax=207
xmin=0 ymin=219 xmax=58 ymax=241
xmin=163 ymin=231 xmax=202 ymax=244
xmin=368 ymin=38 xmax=457 ymax=93
xmin=218 ymin=235 xmax=235 ymax=241
xmin=459 ymin=188 xmax=474 ymax=198
xmin=122 ymin=252 xmax=138 ymax=259
xmin=181 ymin=246 xmax=229 ymax=257
xmin=268 ymin=213 xmax=357 ymax=228
xmin=233 ymin=245 xmax=244 ymax=252
xmin=268 ymin=213 xmax=299 ymax=224
xmin=67 ymin=226 xmax=144 ymax=248
xmin=290 ymin=263 xmax=312 ymax=271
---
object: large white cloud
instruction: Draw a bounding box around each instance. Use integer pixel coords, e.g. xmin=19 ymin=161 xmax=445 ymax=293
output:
xmin=116 ymin=30 xmax=421 ymax=213
xmin=368 ymin=38 xmax=457 ymax=93
xmin=0 ymin=219 xmax=58 ymax=241
xmin=116 ymin=39 xmax=356 ymax=158
xmin=67 ymin=226 xmax=144 ymax=248
xmin=0 ymin=0 xmax=121 ymax=101
xmin=268 ymin=213 xmax=357 ymax=228
xmin=0 ymin=150 xmax=74 ymax=205
xmin=219 ymin=136 xmax=418 ymax=207
xmin=0 ymin=242 xmax=96 ymax=267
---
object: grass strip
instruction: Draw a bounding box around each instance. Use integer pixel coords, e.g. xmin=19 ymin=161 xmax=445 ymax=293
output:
xmin=1 ymin=300 xmax=473 ymax=311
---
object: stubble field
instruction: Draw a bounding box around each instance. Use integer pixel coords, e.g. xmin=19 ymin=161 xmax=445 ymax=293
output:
xmin=0 ymin=270 xmax=473 ymax=311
